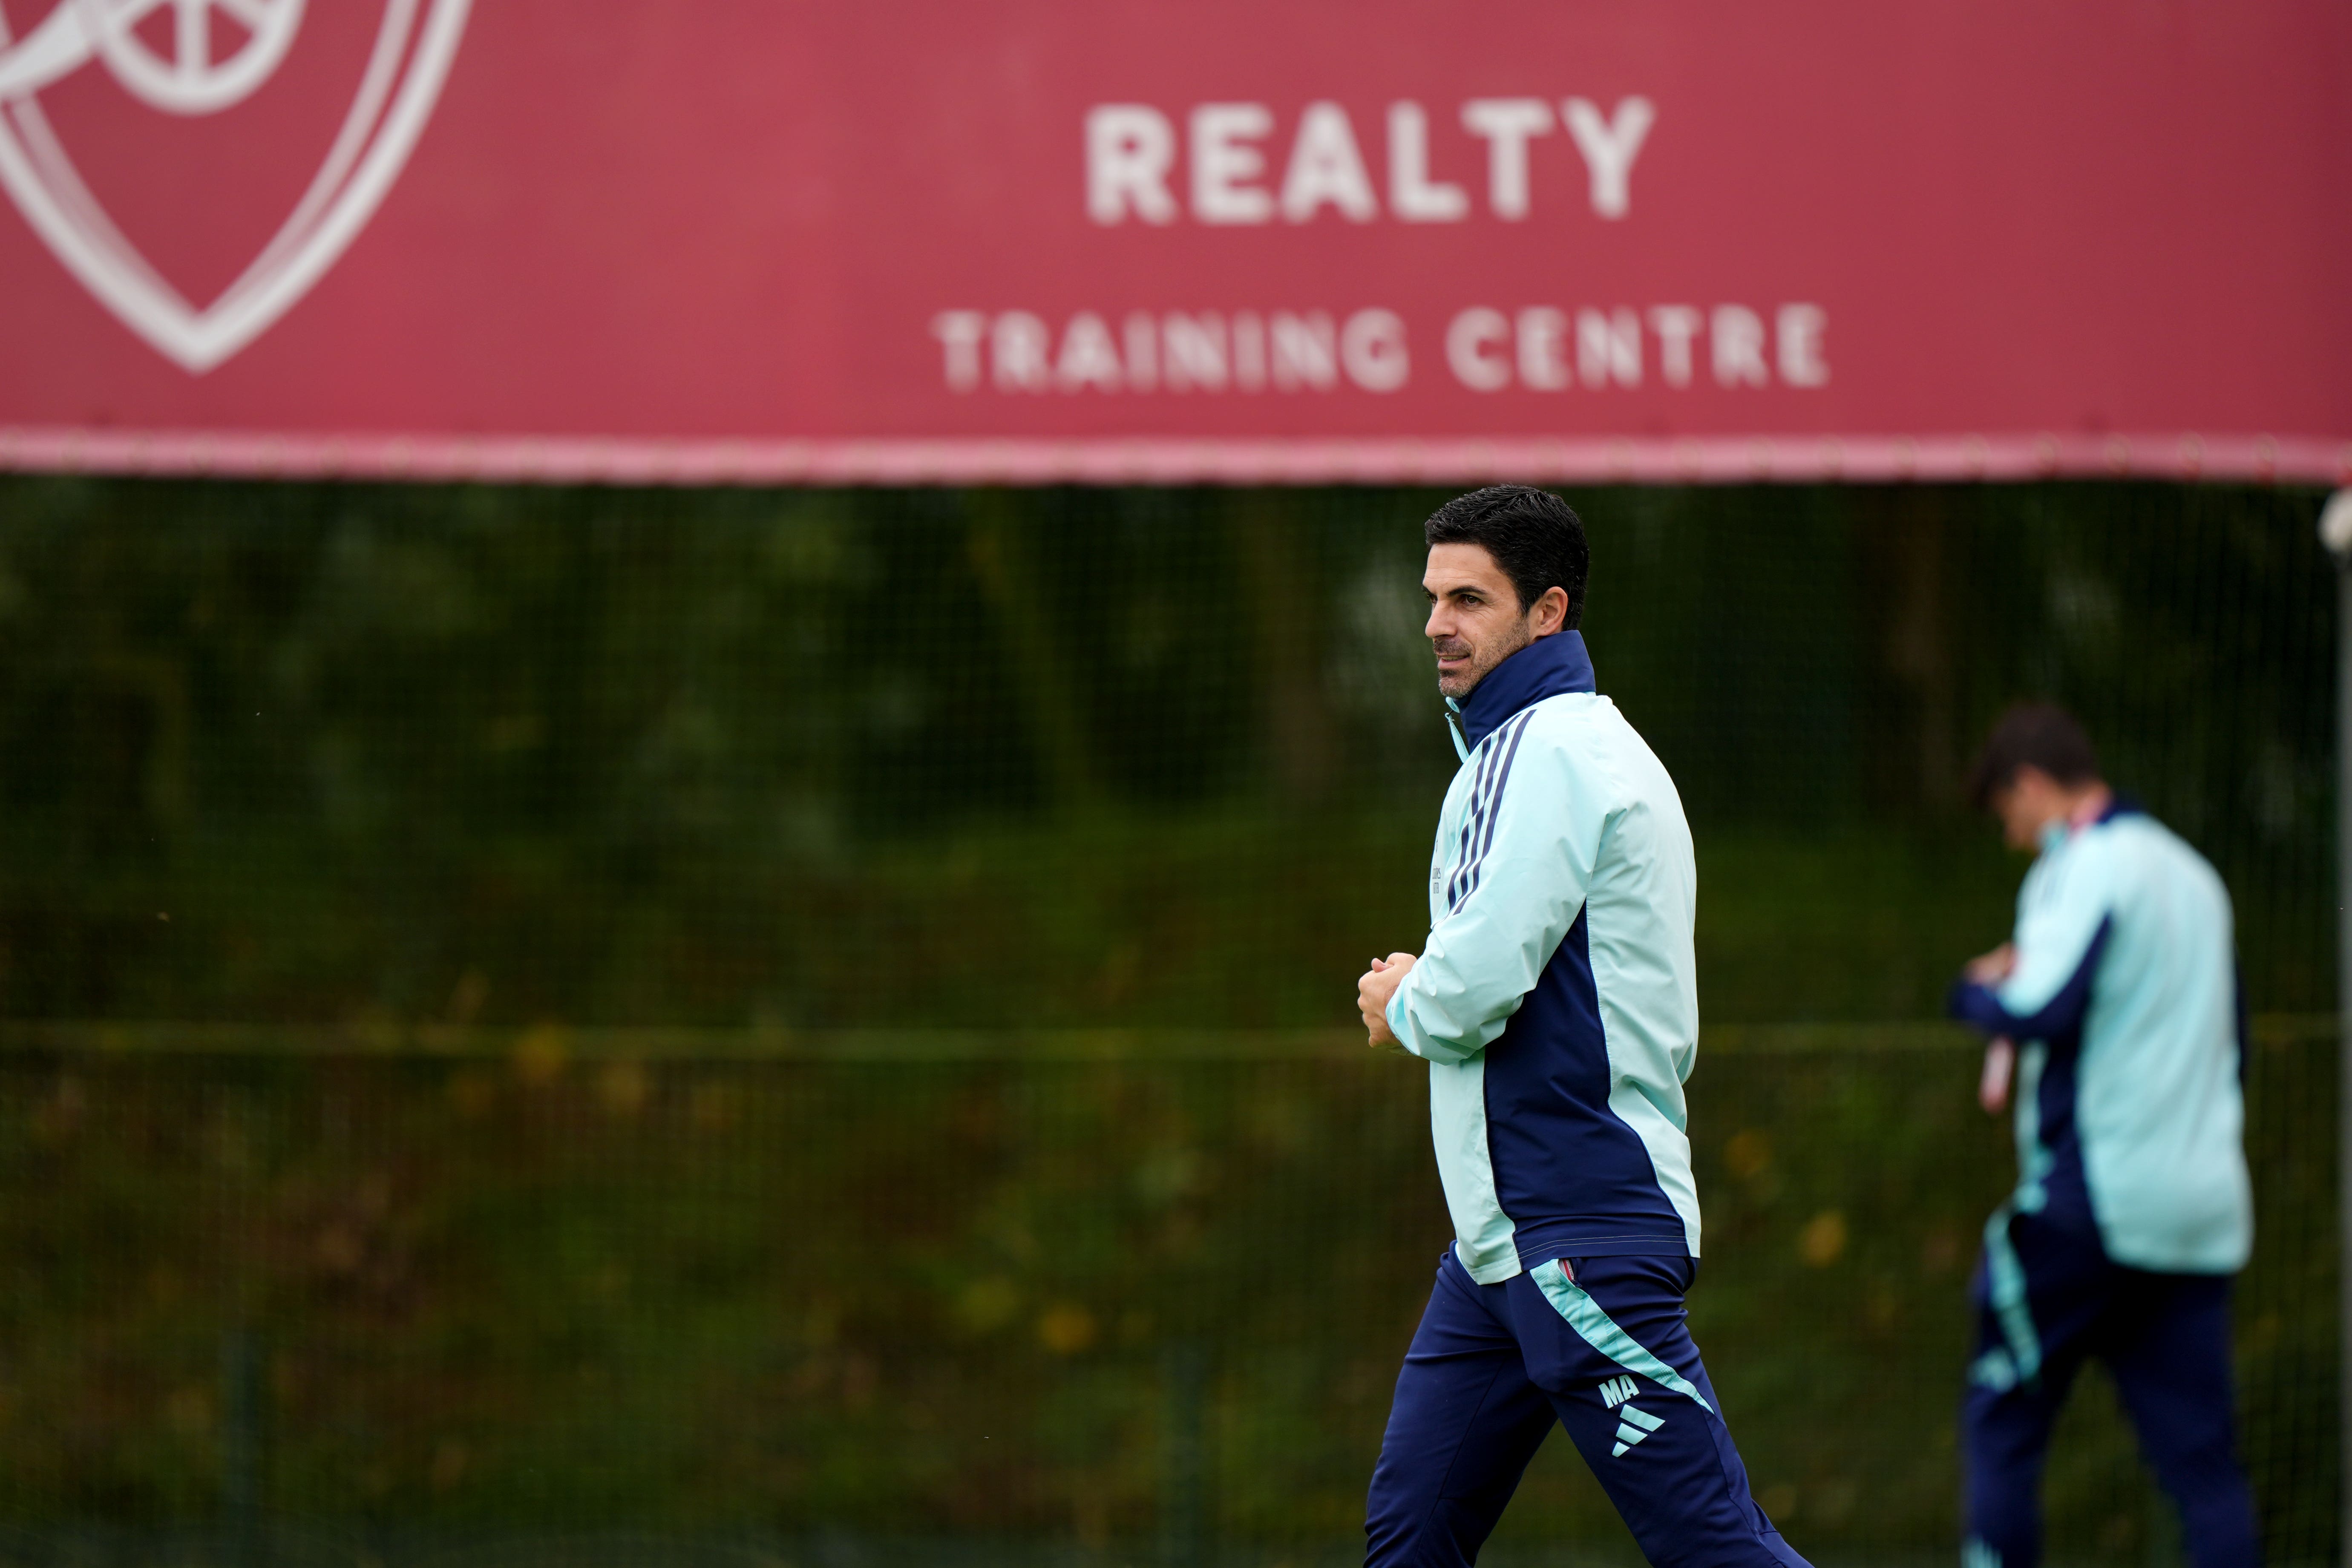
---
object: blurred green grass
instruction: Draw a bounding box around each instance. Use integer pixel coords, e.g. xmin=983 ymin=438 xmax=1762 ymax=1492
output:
xmin=0 ymin=1024 xmax=2332 ymax=1561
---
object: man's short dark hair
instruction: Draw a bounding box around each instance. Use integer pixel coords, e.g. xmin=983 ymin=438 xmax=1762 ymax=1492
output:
xmin=1424 ymin=486 xmax=1589 ymax=627
xmin=1966 ymin=702 xmax=2102 ymax=810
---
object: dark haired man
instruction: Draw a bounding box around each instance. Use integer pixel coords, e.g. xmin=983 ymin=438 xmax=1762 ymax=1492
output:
xmin=1949 ymin=704 xmax=2257 ymax=1568
xmin=1353 ymin=486 xmax=1807 ymax=1568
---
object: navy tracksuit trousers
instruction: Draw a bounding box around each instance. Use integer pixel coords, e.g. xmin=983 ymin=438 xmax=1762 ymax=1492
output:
xmin=1962 ymin=1208 xmax=2258 ymax=1568
xmin=1365 ymin=1248 xmax=1809 ymax=1568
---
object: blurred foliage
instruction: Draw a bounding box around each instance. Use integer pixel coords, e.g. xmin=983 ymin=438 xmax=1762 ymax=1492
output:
xmin=0 ymin=1027 xmax=2332 ymax=1563
xmin=0 ymin=478 xmax=2333 ymax=1027
xmin=0 ymin=476 xmax=2335 ymax=1564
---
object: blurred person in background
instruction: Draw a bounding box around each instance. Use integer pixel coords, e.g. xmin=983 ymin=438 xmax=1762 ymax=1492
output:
xmin=1352 ymin=486 xmax=1808 ymax=1568
xmin=1949 ymin=702 xmax=2257 ymax=1568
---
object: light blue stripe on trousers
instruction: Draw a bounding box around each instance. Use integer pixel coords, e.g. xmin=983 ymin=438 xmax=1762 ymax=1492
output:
xmin=1534 ymin=1260 xmax=1714 ymax=1413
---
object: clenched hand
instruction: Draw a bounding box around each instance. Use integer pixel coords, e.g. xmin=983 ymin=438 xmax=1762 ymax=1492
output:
xmin=1357 ymin=952 xmax=1418 ymax=1047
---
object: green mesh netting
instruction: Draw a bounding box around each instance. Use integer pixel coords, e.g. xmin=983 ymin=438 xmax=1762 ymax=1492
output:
xmin=0 ymin=478 xmax=2336 ymax=1566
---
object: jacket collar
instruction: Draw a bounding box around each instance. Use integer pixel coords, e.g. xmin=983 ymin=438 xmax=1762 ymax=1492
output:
xmin=1445 ymin=631 xmax=1595 ymax=754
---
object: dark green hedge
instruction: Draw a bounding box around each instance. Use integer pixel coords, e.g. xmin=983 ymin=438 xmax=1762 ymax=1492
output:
xmin=0 ymin=1027 xmax=2333 ymax=1561
xmin=0 ymin=480 xmax=2332 ymax=1027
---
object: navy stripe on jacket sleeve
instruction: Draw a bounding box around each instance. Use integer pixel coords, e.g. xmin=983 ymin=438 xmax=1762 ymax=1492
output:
xmin=1444 ymin=720 xmax=1509 ymax=909
xmin=1947 ymin=915 xmax=2113 ymax=1042
xmin=1452 ymin=714 xmax=1532 ymax=909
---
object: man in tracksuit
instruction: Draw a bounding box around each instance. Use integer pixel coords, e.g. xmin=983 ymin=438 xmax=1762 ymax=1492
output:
xmin=1948 ymin=703 xmax=2258 ymax=1568
xmin=1354 ymin=486 xmax=1808 ymax=1568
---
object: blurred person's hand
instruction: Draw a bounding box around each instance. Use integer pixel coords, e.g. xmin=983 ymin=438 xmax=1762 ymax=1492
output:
xmin=1980 ymin=1038 xmax=2016 ymax=1115
xmin=1965 ymin=943 xmax=2017 ymax=986
xmin=1358 ymin=953 xmax=1416 ymax=1047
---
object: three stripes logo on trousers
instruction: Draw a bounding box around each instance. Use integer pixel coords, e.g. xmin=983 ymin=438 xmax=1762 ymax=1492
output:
xmin=1599 ymin=1374 xmax=1662 ymax=1456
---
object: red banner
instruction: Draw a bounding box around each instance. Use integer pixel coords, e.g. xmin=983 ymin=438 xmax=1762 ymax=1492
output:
xmin=0 ymin=1 xmax=2346 ymax=485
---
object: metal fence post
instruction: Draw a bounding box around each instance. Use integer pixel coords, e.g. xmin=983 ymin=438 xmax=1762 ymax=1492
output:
xmin=214 ymin=1084 xmax=269 ymax=1568
xmin=1161 ymin=1341 xmax=1210 ymax=1568
xmin=2321 ymin=489 xmax=2352 ymax=1568
xmin=220 ymin=1326 xmax=267 ymax=1568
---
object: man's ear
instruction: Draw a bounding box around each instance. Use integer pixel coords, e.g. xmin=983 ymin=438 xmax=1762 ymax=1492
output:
xmin=1529 ymin=585 xmax=1571 ymax=637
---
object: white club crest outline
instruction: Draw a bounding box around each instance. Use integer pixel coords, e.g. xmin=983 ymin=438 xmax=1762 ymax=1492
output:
xmin=0 ymin=0 xmax=471 ymax=371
